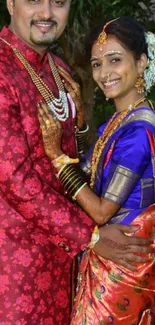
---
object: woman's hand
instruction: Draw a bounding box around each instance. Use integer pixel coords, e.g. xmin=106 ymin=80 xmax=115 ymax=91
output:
xmin=57 ymin=65 xmax=85 ymax=129
xmin=38 ymin=102 xmax=63 ymax=160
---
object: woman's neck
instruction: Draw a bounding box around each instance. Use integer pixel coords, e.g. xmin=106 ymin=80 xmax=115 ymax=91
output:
xmin=114 ymin=91 xmax=148 ymax=112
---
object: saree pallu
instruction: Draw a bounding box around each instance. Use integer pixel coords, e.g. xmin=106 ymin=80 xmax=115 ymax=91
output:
xmin=71 ymin=205 xmax=155 ymax=325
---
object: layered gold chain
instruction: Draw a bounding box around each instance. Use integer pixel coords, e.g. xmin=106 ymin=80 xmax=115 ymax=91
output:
xmin=0 ymin=37 xmax=69 ymax=121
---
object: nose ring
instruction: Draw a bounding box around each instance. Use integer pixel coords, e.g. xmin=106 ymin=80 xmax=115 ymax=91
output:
xmin=106 ymin=73 xmax=111 ymax=82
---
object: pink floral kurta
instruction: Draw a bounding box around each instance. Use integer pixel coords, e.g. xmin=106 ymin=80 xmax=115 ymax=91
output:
xmin=0 ymin=27 xmax=94 ymax=324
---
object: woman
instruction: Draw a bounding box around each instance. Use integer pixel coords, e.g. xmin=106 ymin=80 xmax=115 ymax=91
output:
xmin=38 ymin=17 xmax=155 ymax=324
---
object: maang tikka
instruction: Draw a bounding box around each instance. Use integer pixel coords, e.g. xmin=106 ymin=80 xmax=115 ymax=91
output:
xmin=97 ymin=17 xmax=120 ymax=46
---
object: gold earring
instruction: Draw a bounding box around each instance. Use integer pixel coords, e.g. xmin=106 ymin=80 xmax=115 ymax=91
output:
xmin=135 ymin=75 xmax=146 ymax=94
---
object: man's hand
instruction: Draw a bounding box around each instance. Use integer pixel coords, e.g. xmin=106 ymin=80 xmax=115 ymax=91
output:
xmin=93 ymin=224 xmax=153 ymax=271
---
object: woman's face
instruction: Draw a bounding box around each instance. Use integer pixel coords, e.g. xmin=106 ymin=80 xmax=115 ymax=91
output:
xmin=91 ymin=36 xmax=143 ymax=100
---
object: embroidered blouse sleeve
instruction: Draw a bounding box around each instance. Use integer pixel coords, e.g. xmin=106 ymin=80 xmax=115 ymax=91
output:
xmin=0 ymin=77 xmax=94 ymax=257
xmin=101 ymin=126 xmax=151 ymax=205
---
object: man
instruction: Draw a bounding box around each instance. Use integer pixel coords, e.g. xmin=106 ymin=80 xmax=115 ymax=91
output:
xmin=0 ymin=0 xmax=151 ymax=324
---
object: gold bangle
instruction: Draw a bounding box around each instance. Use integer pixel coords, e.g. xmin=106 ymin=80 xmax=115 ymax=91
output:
xmin=60 ymin=169 xmax=76 ymax=184
xmin=63 ymin=174 xmax=79 ymax=188
xmin=69 ymin=179 xmax=85 ymax=196
xmin=58 ymin=164 xmax=71 ymax=177
xmin=72 ymin=182 xmax=87 ymax=200
xmin=57 ymin=165 xmax=67 ymax=178
xmin=59 ymin=164 xmax=74 ymax=180
xmin=76 ymin=124 xmax=89 ymax=134
xmin=66 ymin=178 xmax=82 ymax=194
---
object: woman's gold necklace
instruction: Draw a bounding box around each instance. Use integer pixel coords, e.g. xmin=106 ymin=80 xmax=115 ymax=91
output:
xmin=0 ymin=37 xmax=69 ymax=122
xmin=90 ymin=96 xmax=147 ymax=188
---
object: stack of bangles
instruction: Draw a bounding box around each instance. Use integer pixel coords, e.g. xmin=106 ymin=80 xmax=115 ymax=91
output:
xmin=75 ymin=124 xmax=89 ymax=155
xmin=52 ymin=154 xmax=87 ymax=201
xmin=52 ymin=153 xmax=100 ymax=248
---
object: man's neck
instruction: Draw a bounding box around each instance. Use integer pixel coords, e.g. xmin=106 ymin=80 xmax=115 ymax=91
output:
xmin=8 ymin=25 xmax=48 ymax=57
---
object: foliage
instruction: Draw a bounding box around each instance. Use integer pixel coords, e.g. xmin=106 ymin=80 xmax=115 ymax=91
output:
xmin=0 ymin=1 xmax=10 ymax=29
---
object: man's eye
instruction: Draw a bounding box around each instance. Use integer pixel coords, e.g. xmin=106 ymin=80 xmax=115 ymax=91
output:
xmin=29 ymin=0 xmax=40 ymax=3
xmin=28 ymin=0 xmax=40 ymax=3
xmin=52 ymin=0 xmax=65 ymax=5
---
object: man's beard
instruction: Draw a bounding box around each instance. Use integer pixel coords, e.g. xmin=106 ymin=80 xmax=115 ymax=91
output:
xmin=30 ymin=19 xmax=57 ymax=47
xmin=30 ymin=33 xmax=56 ymax=47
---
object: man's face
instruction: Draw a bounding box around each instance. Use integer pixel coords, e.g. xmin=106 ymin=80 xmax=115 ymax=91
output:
xmin=7 ymin=0 xmax=71 ymax=53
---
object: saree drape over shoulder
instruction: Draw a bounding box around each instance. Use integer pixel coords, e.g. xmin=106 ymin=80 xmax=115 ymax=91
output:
xmin=71 ymin=107 xmax=155 ymax=325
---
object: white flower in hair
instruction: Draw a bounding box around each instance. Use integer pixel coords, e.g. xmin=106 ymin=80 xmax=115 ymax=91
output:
xmin=144 ymin=32 xmax=155 ymax=91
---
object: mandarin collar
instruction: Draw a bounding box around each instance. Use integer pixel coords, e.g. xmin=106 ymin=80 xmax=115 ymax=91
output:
xmin=0 ymin=26 xmax=49 ymax=67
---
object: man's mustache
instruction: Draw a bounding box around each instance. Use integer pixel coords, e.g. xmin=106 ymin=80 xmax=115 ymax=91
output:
xmin=31 ymin=19 xmax=57 ymax=26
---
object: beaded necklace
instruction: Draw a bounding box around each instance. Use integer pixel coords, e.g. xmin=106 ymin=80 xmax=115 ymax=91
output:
xmin=90 ymin=96 xmax=147 ymax=188
xmin=0 ymin=37 xmax=69 ymax=122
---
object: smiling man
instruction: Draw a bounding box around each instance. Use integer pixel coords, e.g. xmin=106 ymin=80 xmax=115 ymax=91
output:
xmin=0 ymin=1 xmax=152 ymax=324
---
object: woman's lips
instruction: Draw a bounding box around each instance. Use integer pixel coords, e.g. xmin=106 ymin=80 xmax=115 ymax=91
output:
xmin=102 ymin=79 xmax=120 ymax=89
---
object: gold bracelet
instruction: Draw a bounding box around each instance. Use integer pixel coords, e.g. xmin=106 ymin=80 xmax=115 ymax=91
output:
xmin=66 ymin=178 xmax=82 ymax=194
xmin=59 ymin=165 xmax=74 ymax=181
xmin=69 ymin=179 xmax=86 ymax=196
xmin=57 ymin=165 xmax=67 ymax=178
xmin=72 ymin=182 xmax=87 ymax=200
xmin=63 ymin=174 xmax=79 ymax=188
xmin=60 ymin=169 xmax=76 ymax=184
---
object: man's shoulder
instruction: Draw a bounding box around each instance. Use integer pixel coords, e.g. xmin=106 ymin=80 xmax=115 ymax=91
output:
xmin=49 ymin=52 xmax=71 ymax=74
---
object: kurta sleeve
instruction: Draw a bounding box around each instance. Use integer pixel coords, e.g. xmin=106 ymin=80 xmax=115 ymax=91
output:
xmin=101 ymin=126 xmax=151 ymax=205
xmin=0 ymin=77 xmax=94 ymax=258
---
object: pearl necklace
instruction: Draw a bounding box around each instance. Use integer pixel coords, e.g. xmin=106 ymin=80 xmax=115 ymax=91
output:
xmin=90 ymin=96 xmax=147 ymax=188
xmin=0 ymin=37 xmax=69 ymax=122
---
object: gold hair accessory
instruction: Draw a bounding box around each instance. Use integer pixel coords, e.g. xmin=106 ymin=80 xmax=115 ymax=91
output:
xmin=97 ymin=17 xmax=120 ymax=45
xmin=135 ymin=75 xmax=146 ymax=94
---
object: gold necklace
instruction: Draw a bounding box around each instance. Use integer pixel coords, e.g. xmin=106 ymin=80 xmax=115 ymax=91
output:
xmin=0 ymin=37 xmax=69 ymax=122
xmin=90 ymin=96 xmax=146 ymax=188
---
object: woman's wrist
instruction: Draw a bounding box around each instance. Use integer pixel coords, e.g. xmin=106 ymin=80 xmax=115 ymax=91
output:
xmin=49 ymin=150 xmax=63 ymax=160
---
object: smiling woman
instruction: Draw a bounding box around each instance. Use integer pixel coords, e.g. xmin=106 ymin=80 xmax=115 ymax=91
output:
xmin=38 ymin=16 xmax=155 ymax=325
xmin=6 ymin=0 xmax=71 ymax=55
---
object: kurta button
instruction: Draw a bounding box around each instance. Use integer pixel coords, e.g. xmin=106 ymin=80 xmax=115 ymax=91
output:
xmin=64 ymin=245 xmax=71 ymax=252
xmin=58 ymin=242 xmax=65 ymax=247
xmin=39 ymin=71 xmax=43 ymax=77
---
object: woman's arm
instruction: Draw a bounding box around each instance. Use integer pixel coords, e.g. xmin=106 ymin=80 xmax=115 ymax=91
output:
xmin=38 ymin=102 xmax=121 ymax=225
xmin=71 ymin=185 xmax=121 ymax=225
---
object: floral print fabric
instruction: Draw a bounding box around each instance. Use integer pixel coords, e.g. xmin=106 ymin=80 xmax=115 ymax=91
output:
xmin=0 ymin=26 xmax=94 ymax=324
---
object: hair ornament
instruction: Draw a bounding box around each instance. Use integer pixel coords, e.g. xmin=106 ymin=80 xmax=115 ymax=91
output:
xmin=144 ymin=32 xmax=155 ymax=91
xmin=97 ymin=17 xmax=120 ymax=45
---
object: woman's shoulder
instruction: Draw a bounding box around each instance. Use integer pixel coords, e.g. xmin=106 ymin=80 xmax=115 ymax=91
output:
xmin=121 ymin=107 xmax=155 ymax=134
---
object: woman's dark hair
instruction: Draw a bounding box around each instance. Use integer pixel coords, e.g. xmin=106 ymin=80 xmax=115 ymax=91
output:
xmin=87 ymin=16 xmax=148 ymax=60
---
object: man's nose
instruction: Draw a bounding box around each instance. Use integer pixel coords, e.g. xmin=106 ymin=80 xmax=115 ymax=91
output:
xmin=39 ymin=1 xmax=53 ymax=20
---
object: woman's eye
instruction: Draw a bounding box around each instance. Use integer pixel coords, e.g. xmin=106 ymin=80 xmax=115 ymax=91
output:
xmin=92 ymin=62 xmax=101 ymax=69
xmin=111 ymin=57 xmax=120 ymax=63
